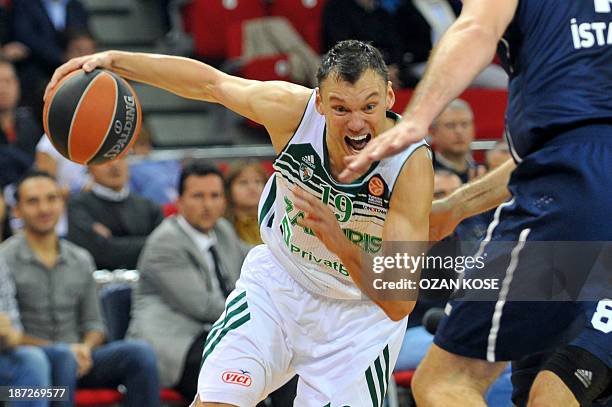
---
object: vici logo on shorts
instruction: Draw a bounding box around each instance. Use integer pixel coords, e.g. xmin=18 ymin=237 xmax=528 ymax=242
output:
xmin=222 ymin=370 xmax=252 ymax=387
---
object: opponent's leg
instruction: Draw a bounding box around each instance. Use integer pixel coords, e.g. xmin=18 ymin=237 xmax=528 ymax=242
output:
xmin=527 ymin=371 xmax=578 ymax=407
xmin=412 ymin=344 xmax=507 ymax=407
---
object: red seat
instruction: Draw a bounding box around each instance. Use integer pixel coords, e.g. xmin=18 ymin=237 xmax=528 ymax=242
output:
xmin=75 ymin=389 xmax=123 ymax=406
xmin=393 ymin=370 xmax=415 ymax=387
xmin=75 ymin=388 xmax=186 ymax=406
xmin=241 ymin=55 xmax=292 ymax=81
xmin=188 ymin=0 xmax=266 ymax=60
xmin=160 ymin=388 xmax=185 ymax=403
xmin=393 ymin=89 xmax=508 ymax=140
xmin=268 ymin=0 xmax=326 ymax=53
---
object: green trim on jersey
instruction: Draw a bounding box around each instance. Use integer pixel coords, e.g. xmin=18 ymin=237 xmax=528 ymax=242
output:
xmin=259 ymin=178 xmax=277 ymax=226
xmin=201 ymin=291 xmax=250 ymax=366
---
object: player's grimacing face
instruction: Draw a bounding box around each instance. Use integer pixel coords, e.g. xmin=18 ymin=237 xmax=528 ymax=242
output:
xmin=316 ymin=70 xmax=394 ymax=160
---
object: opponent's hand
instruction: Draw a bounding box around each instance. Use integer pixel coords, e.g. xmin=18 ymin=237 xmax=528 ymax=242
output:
xmin=429 ymin=198 xmax=462 ymax=241
xmin=339 ymin=119 xmax=429 ymax=182
xmin=44 ymin=51 xmax=114 ymax=102
xmin=291 ymin=186 xmax=349 ymax=256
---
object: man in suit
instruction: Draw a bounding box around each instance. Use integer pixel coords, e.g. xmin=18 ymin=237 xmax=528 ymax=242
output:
xmin=127 ymin=160 xmax=247 ymax=400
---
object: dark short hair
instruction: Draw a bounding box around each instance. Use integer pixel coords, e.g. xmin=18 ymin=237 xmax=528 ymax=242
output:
xmin=178 ymin=160 xmax=224 ymax=196
xmin=14 ymin=170 xmax=57 ymax=202
xmin=317 ymin=40 xmax=388 ymax=87
xmin=60 ymin=27 xmax=97 ymax=52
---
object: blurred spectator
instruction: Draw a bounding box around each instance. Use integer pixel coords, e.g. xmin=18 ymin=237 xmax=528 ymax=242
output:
xmin=0 ymin=193 xmax=11 ymax=242
xmin=67 ymin=157 xmax=163 ymax=270
xmin=11 ymin=0 xmax=89 ymax=118
xmin=486 ymin=140 xmax=511 ymax=170
xmin=35 ymin=135 xmax=90 ymax=198
xmin=0 ymin=2 xmax=30 ymax=64
xmin=225 ymin=161 xmax=268 ymax=245
xmin=0 ymin=58 xmax=42 ymax=188
xmin=433 ymin=169 xmax=462 ymax=200
xmin=322 ymin=0 xmax=404 ymax=87
xmin=128 ymin=125 xmax=181 ymax=206
xmin=394 ymin=0 xmax=507 ymax=88
xmin=12 ymin=0 xmax=88 ymax=74
xmin=0 ymin=254 xmax=51 ymax=407
xmin=0 ymin=170 xmax=160 ymax=407
xmin=128 ymin=160 xmax=246 ymax=398
xmin=61 ymin=27 xmax=96 ymax=60
xmin=431 ymin=99 xmax=484 ymax=183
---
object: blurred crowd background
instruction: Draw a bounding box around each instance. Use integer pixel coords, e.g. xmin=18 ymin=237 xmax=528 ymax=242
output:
xmin=0 ymin=1 xmax=512 ymax=406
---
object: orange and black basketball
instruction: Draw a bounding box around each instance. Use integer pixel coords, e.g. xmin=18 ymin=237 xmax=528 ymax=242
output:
xmin=43 ymin=69 xmax=142 ymax=165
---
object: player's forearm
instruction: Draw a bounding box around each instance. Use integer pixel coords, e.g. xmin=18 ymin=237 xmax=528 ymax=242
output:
xmin=337 ymin=242 xmax=415 ymax=321
xmin=107 ymin=51 xmax=220 ymax=102
xmin=450 ymin=159 xmax=515 ymax=220
xmin=403 ymin=18 xmax=501 ymax=127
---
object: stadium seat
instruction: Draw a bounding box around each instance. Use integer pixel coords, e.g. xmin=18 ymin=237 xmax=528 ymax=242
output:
xmin=393 ymin=89 xmax=508 ymax=140
xmin=188 ymin=0 xmax=266 ymax=60
xmin=393 ymin=370 xmax=415 ymax=387
xmin=268 ymin=0 xmax=326 ymax=53
xmin=74 ymin=284 xmax=187 ymax=406
xmin=75 ymin=389 xmax=124 ymax=406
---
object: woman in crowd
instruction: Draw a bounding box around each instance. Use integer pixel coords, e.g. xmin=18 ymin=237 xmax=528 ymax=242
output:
xmin=225 ymin=161 xmax=268 ymax=245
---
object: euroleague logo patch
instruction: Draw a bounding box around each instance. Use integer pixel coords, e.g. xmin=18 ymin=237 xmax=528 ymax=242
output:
xmin=368 ymin=176 xmax=385 ymax=197
xmin=222 ymin=370 xmax=252 ymax=387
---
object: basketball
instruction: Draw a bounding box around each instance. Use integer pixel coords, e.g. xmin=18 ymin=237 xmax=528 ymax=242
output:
xmin=43 ymin=68 xmax=142 ymax=165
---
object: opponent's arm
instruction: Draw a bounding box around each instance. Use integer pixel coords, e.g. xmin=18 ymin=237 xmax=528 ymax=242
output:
xmin=430 ymin=158 xmax=515 ymax=241
xmin=45 ymin=51 xmax=312 ymax=152
xmin=341 ymin=0 xmax=518 ymax=181
xmin=294 ymin=146 xmax=433 ymax=321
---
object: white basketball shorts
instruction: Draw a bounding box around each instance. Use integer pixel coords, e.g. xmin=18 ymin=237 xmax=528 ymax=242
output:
xmin=192 ymin=245 xmax=408 ymax=407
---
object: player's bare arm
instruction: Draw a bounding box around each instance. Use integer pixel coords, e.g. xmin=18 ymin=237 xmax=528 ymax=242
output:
xmin=340 ymin=0 xmax=518 ymax=181
xmin=44 ymin=51 xmax=312 ymax=152
xmin=294 ymin=146 xmax=433 ymax=321
xmin=429 ymin=158 xmax=515 ymax=241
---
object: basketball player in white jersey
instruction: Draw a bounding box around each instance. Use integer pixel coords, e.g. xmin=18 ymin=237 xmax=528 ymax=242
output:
xmin=46 ymin=40 xmax=433 ymax=406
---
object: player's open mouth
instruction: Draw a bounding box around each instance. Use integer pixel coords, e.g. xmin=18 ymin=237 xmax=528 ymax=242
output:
xmin=344 ymin=133 xmax=372 ymax=152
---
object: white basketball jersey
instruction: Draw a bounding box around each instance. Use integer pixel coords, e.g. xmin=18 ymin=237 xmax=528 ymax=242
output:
xmin=259 ymin=92 xmax=428 ymax=300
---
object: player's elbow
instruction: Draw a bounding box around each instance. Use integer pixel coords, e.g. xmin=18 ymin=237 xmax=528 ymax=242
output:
xmin=384 ymin=301 xmax=415 ymax=321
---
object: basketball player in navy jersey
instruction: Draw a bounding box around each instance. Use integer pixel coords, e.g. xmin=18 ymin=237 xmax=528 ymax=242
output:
xmin=342 ymin=0 xmax=612 ymax=406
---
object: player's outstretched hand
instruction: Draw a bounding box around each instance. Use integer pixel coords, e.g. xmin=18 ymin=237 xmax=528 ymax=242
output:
xmin=429 ymin=198 xmax=462 ymax=242
xmin=44 ymin=51 xmax=114 ymax=102
xmin=291 ymin=186 xmax=349 ymax=256
xmin=339 ymin=119 xmax=429 ymax=182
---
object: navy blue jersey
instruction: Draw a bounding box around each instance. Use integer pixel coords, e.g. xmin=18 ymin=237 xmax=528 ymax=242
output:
xmin=498 ymin=0 xmax=612 ymax=160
